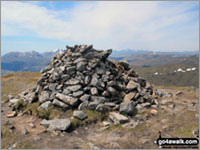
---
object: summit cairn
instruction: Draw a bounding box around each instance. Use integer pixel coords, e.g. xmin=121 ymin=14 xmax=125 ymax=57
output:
xmin=23 ymin=44 xmax=155 ymax=117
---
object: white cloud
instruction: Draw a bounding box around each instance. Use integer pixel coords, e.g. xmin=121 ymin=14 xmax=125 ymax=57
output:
xmin=1 ymin=1 xmax=199 ymax=51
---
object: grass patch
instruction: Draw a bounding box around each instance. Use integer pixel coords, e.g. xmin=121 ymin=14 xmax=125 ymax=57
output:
xmin=168 ymin=110 xmax=198 ymax=138
xmin=1 ymin=72 xmax=41 ymax=102
xmin=1 ymin=125 xmax=18 ymax=149
xmin=38 ymin=106 xmax=66 ymax=120
xmin=107 ymin=124 xmax=123 ymax=131
xmin=130 ymin=123 xmax=147 ymax=132
xmin=48 ymin=106 xmax=66 ymax=119
xmin=70 ymin=118 xmax=82 ymax=129
xmin=25 ymin=104 xmax=67 ymax=120
xmin=24 ymin=102 xmax=40 ymax=116
xmin=13 ymin=99 xmax=27 ymax=112
xmin=83 ymin=109 xmax=108 ymax=122
xmin=106 ymin=123 xmax=147 ymax=133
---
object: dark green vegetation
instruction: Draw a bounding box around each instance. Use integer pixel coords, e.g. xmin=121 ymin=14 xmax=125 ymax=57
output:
xmin=135 ymin=54 xmax=199 ymax=87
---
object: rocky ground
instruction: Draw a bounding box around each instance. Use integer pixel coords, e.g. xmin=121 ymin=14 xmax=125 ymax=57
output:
xmin=1 ymin=72 xmax=199 ymax=149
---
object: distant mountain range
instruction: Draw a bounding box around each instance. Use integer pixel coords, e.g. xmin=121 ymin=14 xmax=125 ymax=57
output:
xmin=1 ymin=48 xmax=198 ymax=73
xmin=1 ymin=49 xmax=64 ymax=72
xmin=1 ymin=48 xmax=199 ymax=87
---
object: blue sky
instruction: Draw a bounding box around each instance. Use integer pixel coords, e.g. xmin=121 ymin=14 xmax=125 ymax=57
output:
xmin=1 ymin=1 xmax=199 ymax=56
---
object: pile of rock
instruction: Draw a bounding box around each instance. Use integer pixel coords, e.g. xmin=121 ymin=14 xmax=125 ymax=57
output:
xmin=22 ymin=44 xmax=156 ymax=115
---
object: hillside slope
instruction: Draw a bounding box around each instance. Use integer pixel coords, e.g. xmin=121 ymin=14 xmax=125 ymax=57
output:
xmin=135 ymin=55 xmax=199 ymax=87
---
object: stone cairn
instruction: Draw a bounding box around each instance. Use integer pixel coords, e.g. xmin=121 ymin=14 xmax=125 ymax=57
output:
xmin=23 ymin=44 xmax=156 ymax=116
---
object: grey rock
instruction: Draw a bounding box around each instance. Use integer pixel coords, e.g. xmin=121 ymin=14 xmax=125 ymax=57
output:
xmin=56 ymin=85 xmax=62 ymax=90
xmin=49 ymin=83 xmax=58 ymax=92
xmin=91 ymin=96 xmax=107 ymax=103
xmin=77 ymin=61 xmax=87 ymax=71
xmin=83 ymin=86 xmax=91 ymax=92
xmin=160 ymin=99 xmax=172 ymax=105
xmin=52 ymin=71 xmax=59 ymax=80
xmin=73 ymin=111 xmax=87 ymax=120
xmin=102 ymin=90 xmax=110 ymax=97
xmin=104 ymin=102 xmax=116 ymax=107
xmin=56 ymin=93 xmax=79 ymax=106
xmin=120 ymin=101 xmax=135 ymax=115
xmin=193 ymin=128 xmax=199 ymax=138
xmin=74 ymin=57 xmax=87 ymax=64
xmin=102 ymin=75 xmax=109 ymax=82
xmin=87 ymin=101 xmax=99 ymax=110
xmin=119 ymin=60 xmax=130 ymax=70
xmin=88 ymin=60 xmax=99 ymax=68
xmin=136 ymin=104 xmax=143 ymax=110
xmin=84 ymin=76 xmax=91 ymax=85
xmin=123 ymin=92 xmax=136 ymax=102
xmin=78 ymin=101 xmax=89 ymax=110
xmin=62 ymin=89 xmax=71 ymax=95
xmin=122 ymin=120 xmax=139 ymax=129
xmin=38 ymin=101 xmax=51 ymax=110
xmin=40 ymin=119 xmax=71 ymax=131
xmin=95 ymin=67 xmax=106 ymax=75
xmin=71 ymin=52 xmax=81 ymax=57
xmin=141 ymin=102 xmax=151 ymax=108
xmin=24 ymin=92 xmax=37 ymax=103
xmin=66 ymin=85 xmax=82 ymax=92
xmin=53 ymin=99 xmax=70 ymax=109
xmin=107 ymin=87 xmax=117 ymax=95
xmin=90 ymin=87 xmax=98 ymax=95
xmin=109 ymin=112 xmax=129 ymax=124
xmin=80 ymin=94 xmax=90 ymax=101
xmin=9 ymin=98 xmax=20 ymax=104
xmin=61 ymin=74 xmax=70 ymax=81
xmin=40 ymin=66 xmax=51 ymax=73
xmin=29 ymin=123 xmax=35 ymax=128
xmin=175 ymin=91 xmax=182 ymax=96
xmin=80 ymin=44 xmax=93 ymax=53
xmin=8 ymin=94 xmax=14 ymax=100
xmin=90 ymin=77 xmax=98 ymax=86
xmin=37 ymin=77 xmax=44 ymax=85
xmin=39 ymin=91 xmax=50 ymax=103
xmin=22 ymin=127 xmax=28 ymax=135
xmin=98 ymin=80 xmax=105 ymax=88
xmin=66 ymin=66 xmax=76 ymax=75
xmin=107 ymin=81 xmax=117 ymax=87
xmin=73 ymin=91 xmax=84 ymax=97
xmin=96 ymin=104 xmax=111 ymax=112
xmin=65 ymin=79 xmax=80 ymax=85
xmin=154 ymin=89 xmax=169 ymax=97
xmin=126 ymin=80 xmax=138 ymax=90
xmin=101 ymin=49 xmax=112 ymax=59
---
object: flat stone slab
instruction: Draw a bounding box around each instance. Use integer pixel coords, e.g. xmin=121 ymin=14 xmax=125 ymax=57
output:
xmin=56 ymin=93 xmax=78 ymax=106
xmin=40 ymin=119 xmax=71 ymax=131
xmin=109 ymin=112 xmax=129 ymax=124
